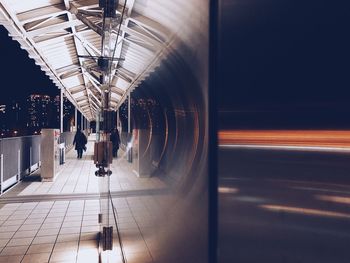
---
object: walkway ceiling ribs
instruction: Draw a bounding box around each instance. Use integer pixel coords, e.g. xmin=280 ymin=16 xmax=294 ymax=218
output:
xmin=0 ymin=0 xmax=171 ymax=121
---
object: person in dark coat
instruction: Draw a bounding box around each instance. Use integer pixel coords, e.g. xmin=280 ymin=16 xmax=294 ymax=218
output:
xmin=110 ymin=128 xmax=121 ymax=158
xmin=73 ymin=129 xmax=87 ymax=159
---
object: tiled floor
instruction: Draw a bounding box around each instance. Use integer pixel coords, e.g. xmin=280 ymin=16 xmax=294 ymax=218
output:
xmin=0 ymin=136 xmax=174 ymax=263
xmin=0 ymin=200 xmax=100 ymax=263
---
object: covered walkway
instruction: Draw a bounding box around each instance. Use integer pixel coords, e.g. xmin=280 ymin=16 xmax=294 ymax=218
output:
xmin=0 ymin=136 xmax=173 ymax=263
xmin=0 ymin=0 xmax=209 ymax=262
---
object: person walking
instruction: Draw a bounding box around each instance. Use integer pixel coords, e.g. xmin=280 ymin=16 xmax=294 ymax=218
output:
xmin=73 ymin=128 xmax=87 ymax=159
xmin=110 ymin=128 xmax=121 ymax=158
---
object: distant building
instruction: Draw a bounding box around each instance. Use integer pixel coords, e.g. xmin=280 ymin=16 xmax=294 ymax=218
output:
xmin=61 ymin=96 xmax=75 ymax=131
xmin=0 ymin=93 xmax=79 ymax=137
xmin=25 ymin=94 xmax=75 ymax=131
xmin=8 ymin=101 xmax=23 ymax=130
xmin=0 ymin=92 xmax=78 ymax=137
xmin=118 ymin=98 xmax=162 ymax=132
xmin=0 ymin=105 xmax=6 ymax=135
xmin=53 ymin=95 xmax=60 ymax=125
xmin=26 ymin=94 xmax=52 ymax=128
xmin=51 ymin=95 xmax=75 ymax=131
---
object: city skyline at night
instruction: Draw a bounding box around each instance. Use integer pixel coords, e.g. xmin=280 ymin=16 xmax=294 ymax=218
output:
xmin=0 ymin=94 xmax=75 ymax=137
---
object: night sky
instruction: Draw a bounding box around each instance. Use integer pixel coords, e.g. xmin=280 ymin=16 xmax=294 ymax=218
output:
xmin=218 ymin=0 xmax=350 ymax=129
xmin=0 ymin=26 xmax=58 ymax=104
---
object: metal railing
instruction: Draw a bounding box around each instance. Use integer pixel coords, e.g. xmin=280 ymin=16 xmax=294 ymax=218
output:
xmin=0 ymin=135 xmax=41 ymax=194
xmin=0 ymin=131 xmax=77 ymax=195
xmin=59 ymin=131 xmax=75 ymax=151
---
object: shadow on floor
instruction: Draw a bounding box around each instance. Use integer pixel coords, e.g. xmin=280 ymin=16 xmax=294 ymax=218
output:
xmin=22 ymin=174 xmax=42 ymax=182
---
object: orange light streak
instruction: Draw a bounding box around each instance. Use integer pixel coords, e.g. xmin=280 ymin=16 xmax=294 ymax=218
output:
xmin=219 ymin=130 xmax=350 ymax=148
xmin=316 ymin=195 xmax=350 ymax=205
xmin=260 ymin=204 xmax=350 ymax=219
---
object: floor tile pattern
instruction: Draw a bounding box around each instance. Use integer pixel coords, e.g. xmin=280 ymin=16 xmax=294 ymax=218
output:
xmin=0 ymin=136 xmax=173 ymax=263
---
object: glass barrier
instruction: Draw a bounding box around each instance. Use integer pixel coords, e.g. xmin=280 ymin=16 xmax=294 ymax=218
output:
xmin=0 ymin=135 xmax=41 ymax=194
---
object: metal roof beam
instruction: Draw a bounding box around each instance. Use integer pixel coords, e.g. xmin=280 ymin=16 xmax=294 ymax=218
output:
xmin=56 ymin=64 xmax=81 ymax=74
xmin=69 ymin=85 xmax=86 ymax=94
xmin=69 ymin=3 xmax=102 ymax=36
xmin=64 ymin=0 xmax=94 ymax=117
xmin=74 ymin=34 xmax=101 ymax=57
xmin=35 ymin=32 xmax=74 ymax=45
xmin=60 ymin=68 xmax=82 ymax=79
xmin=26 ymin=20 xmax=82 ymax=38
xmin=17 ymin=4 xmax=67 ymax=24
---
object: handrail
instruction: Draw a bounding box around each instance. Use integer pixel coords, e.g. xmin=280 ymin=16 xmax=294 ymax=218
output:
xmin=0 ymin=134 xmax=40 ymax=140
xmin=0 ymin=133 xmax=75 ymax=195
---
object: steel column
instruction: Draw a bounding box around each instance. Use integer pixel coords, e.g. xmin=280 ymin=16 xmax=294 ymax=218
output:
xmin=60 ymin=89 xmax=64 ymax=133
xmin=75 ymin=107 xmax=77 ymax=131
xmin=0 ymin=154 xmax=3 ymax=195
xmin=128 ymin=93 xmax=131 ymax=133
xmin=81 ymin=113 xmax=84 ymax=130
xmin=117 ymin=109 xmax=120 ymax=131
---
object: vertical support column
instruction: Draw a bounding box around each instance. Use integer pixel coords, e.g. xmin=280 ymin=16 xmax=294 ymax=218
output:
xmin=0 ymin=154 xmax=3 ymax=195
xmin=75 ymin=107 xmax=78 ymax=131
xmin=127 ymin=93 xmax=132 ymax=162
xmin=128 ymin=93 xmax=131 ymax=133
xmin=81 ymin=114 xmax=84 ymax=131
xmin=97 ymin=0 xmax=121 ymax=251
xmin=60 ymin=89 xmax=64 ymax=133
xmin=116 ymin=109 xmax=120 ymax=131
xmin=96 ymin=112 xmax=100 ymax=142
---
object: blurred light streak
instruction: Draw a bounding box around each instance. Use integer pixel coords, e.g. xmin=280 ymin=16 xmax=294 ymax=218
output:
xmin=316 ymin=195 xmax=350 ymax=205
xmin=232 ymin=196 xmax=266 ymax=203
xmin=218 ymin=187 xmax=238 ymax=194
xmin=260 ymin=204 xmax=350 ymax=219
xmin=292 ymin=186 xmax=350 ymax=195
xmin=218 ymin=130 xmax=350 ymax=149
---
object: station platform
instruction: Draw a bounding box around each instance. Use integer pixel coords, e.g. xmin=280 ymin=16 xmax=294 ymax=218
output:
xmin=0 ymin=136 xmax=173 ymax=263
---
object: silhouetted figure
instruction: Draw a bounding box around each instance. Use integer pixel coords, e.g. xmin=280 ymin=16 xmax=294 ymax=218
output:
xmin=73 ymin=129 xmax=87 ymax=159
xmin=110 ymin=128 xmax=121 ymax=158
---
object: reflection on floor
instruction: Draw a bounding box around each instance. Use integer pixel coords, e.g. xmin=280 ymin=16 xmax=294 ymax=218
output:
xmin=0 ymin=138 xmax=174 ymax=263
xmin=219 ymin=147 xmax=350 ymax=263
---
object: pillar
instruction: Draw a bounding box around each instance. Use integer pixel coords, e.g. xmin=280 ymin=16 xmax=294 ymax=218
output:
xmin=81 ymin=113 xmax=84 ymax=130
xmin=128 ymin=93 xmax=131 ymax=133
xmin=75 ymin=107 xmax=78 ymax=131
xmin=60 ymin=89 xmax=63 ymax=133
xmin=116 ymin=109 xmax=120 ymax=131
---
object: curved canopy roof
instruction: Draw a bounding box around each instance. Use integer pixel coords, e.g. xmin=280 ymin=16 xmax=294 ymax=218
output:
xmin=0 ymin=0 xmax=190 ymax=121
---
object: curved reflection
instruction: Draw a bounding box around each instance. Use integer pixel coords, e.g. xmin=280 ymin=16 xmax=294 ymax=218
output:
xmin=219 ymin=146 xmax=350 ymax=263
xmin=112 ymin=1 xmax=209 ymax=262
